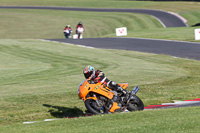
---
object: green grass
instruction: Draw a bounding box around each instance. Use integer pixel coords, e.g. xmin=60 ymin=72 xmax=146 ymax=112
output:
xmin=0 ymin=0 xmax=199 ymax=12
xmin=0 ymin=39 xmax=200 ymax=129
xmin=0 ymin=9 xmax=163 ymax=39
xmin=179 ymin=11 xmax=200 ymax=26
xmin=1 ymin=107 xmax=200 ymax=133
xmin=0 ymin=3 xmax=200 ymax=41
xmin=0 ymin=0 xmax=200 ymax=132
xmin=104 ymin=27 xmax=198 ymax=42
xmin=0 ymin=9 xmax=199 ymax=42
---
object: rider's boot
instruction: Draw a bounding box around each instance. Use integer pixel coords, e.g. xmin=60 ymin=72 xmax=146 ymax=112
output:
xmin=108 ymin=81 xmax=130 ymax=101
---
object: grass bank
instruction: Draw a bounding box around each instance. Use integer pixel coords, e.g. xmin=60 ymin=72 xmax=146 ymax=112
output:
xmin=0 ymin=0 xmax=200 ymax=12
xmin=1 ymin=9 xmax=199 ymax=42
xmin=179 ymin=11 xmax=200 ymax=26
xmin=0 ymin=9 xmax=163 ymax=39
xmin=1 ymin=107 xmax=200 ymax=133
xmin=0 ymin=39 xmax=200 ymax=127
xmin=104 ymin=27 xmax=197 ymax=42
xmin=0 ymin=0 xmax=200 ymax=41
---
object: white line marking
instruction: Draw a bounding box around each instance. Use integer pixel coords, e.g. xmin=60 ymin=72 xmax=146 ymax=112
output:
xmin=39 ymin=39 xmax=95 ymax=49
xmin=23 ymin=121 xmax=40 ymax=124
xmin=168 ymin=12 xmax=188 ymax=27
xmin=151 ymin=15 xmax=166 ymax=28
xmin=116 ymin=37 xmax=200 ymax=45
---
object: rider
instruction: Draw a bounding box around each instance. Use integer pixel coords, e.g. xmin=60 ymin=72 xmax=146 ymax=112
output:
xmin=76 ymin=21 xmax=84 ymax=39
xmin=83 ymin=65 xmax=129 ymax=99
xmin=64 ymin=25 xmax=72 ymax=38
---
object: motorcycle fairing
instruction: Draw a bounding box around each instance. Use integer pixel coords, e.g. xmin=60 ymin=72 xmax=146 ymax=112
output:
xmin=78 ymin=79 xmax=114 ymax=101
xmin=118 ymin=83 xmax=128 ymax=90
xmin=109 ymin=102 xmax=120 ymax=113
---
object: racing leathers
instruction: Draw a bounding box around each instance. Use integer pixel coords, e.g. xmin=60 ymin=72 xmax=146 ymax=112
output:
xmin=64 ymin=26 xmax=72 ymax=38
xmin=88 ymin=70 xmax=128 ymax=96
xmin=76 ymin=24 xmax=84 ymax=39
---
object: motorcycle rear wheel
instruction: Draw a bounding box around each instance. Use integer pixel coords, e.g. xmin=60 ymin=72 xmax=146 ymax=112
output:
xmin=85 ymin=99 xmax=107 ymax=114
xmin=127 ymin=95 xmax=144 ymax=111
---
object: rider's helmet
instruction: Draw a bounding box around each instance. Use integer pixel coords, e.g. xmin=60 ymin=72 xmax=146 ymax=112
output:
xmin=78 ymin=21 xmax=82 ymax=25
xmin=67 ymin=25 xmax=70 ymax=28
xmin=83 ymin=65 xmax=95 ymax=79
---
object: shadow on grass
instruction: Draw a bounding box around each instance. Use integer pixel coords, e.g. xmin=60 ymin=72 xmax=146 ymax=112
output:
xmin=43 ymin=104 xmax=84 ymax=118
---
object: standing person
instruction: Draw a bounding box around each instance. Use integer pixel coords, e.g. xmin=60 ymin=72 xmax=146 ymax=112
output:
xmin=76 ymin=21 xmax=84 ymax=39
xmin=64 ymin=25 xmax=72 ymax=38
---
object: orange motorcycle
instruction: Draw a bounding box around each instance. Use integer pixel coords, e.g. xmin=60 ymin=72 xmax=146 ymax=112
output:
xmin=78 ymin=79 xmax=144 ymax=114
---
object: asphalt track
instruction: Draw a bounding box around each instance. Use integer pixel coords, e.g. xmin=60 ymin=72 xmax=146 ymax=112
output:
xmin=0 ymin=6 xmax=187 ymax=27
xmin=48 ymin=38 xmax=200 ymax=61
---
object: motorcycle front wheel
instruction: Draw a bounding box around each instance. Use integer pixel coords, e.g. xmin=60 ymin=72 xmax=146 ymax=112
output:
xmin=85 ymin=99 xmax=107 ymax=114
xmin=127 ymin=95 xmax=144 ymax=111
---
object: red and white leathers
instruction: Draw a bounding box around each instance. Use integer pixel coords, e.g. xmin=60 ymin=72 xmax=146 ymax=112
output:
xmin=64 ymin=25 xmax=72 ymax=38
xmin=76 ymin=24 xmax=84 ymax=34
xmin=64 ymin=27 xmax=72 ymax=33
xmin=76 ymin=22 xmax=84 ymax=39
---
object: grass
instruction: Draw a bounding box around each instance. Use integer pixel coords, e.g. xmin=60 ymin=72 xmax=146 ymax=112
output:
xmin=179 ymin=11 xmax=200 ymax=26
xmin=0 ymin=2 xmax=200 ymax=41
xmin=104 ymin=27 xmax=197 ymax=42
xmin=0 ymin=0 xmax=200 ymax=12
xmin=0 ymin=39 xmax=200 ymax=129
xmin=0 ymin=9 xmax=163 ymax=39
xmin=1 ymin=107 xmax=200 ymax=133
xmin=0 ymin=8 xmax=200 ymax=42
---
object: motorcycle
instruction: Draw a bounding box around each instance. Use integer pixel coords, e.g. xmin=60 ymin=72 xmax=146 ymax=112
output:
xmin=78 ymin=79 xmax=144 ymax=114
xmin=76 ymin=27 xmax=84 ymax=39
xmin=64 ymin=29 xmax=72 ymax=38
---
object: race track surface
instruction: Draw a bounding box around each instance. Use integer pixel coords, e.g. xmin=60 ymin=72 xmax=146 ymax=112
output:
xmin=47 ymin=38 xmax=200 ymax=61
xmin=0 ymin=6 xmax=187 ymax=27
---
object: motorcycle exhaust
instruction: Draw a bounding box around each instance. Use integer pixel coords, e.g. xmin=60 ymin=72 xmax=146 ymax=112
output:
xmin=126 ymin=86 xmax=139 ymax=104
xmin=132 ymin=86 xmax=139 ymax=94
